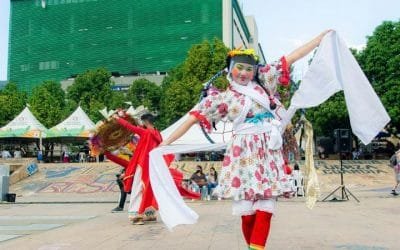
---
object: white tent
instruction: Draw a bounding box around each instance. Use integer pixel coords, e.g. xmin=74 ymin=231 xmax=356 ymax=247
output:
xmin=0 ymin=106 xmax=47 ymax=139
xmin=161 ymin=113 xmax=233 ymax=145
xmin=46 ymin=106 xmax=95 ymax=138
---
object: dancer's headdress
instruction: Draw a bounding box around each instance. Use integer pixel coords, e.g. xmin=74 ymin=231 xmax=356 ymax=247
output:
xmin=226 ymin=48 xmax=259 ymax=71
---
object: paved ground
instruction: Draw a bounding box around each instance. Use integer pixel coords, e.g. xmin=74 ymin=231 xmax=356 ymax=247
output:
xmin=0 ymin=193 xmax=399 ymax=250
xmin=0 ymin=160 xmax=398 ymax=249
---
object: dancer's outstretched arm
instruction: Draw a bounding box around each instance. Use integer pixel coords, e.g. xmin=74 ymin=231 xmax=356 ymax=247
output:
xmin=160 ymin=115 xmax=198 ymax=146
xmin=104 ymin=151 xmax=129 ymax=168
xmin=286 ymin=30 xmax=332 ymax=67
xmin=114 ymin=116 xmax=146 ymax=136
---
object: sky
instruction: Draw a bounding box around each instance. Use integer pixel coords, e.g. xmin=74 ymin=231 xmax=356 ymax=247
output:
xmin=0 ymin=0 xmax=399 ymax=81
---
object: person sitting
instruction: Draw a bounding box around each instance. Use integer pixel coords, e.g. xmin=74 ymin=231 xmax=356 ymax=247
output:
xmin=190 ymin=165 xmax=208 ymax=199
xmin=13 ymin=148 xmax=22 ymax=158
xmin=206 ymin=167 xmax=218 ymax=200
xmin=1 ymin=149 xmax=11 ymax=159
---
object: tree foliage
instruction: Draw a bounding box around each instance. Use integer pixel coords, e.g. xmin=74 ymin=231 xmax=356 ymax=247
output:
xmin=158 ymin=38 xmax=229 ymax=128
xmin=306 ymin=93 xmax=349 ymax=136
xmin=357 ymin=20 xmax=400 ymax=130
xmin=0 ymin=82 xmax=27 ymax=126
xmin=66 ymin=68 xmax=117 ymax=122
xmin=29 ymin=80 xmax=67 ymax=128
xmin=127 ymin=78 xmax=161 ymax=113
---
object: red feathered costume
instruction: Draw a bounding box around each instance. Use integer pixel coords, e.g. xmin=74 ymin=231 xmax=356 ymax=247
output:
xmin=106 ymin=118 xmax=199 ymax=219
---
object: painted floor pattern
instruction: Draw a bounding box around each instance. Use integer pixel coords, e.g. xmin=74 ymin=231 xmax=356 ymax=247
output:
xmin=0 ymin=215 xmax=96 ymax=243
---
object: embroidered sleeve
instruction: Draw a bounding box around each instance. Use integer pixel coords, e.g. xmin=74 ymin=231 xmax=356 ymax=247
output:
xmin=257 ymin=56 xmax=291 ymax=95
xmin=116 ymin=117 xmax=146 ymax=136
xmin=189 ymin=89 xmax=228 ymax=132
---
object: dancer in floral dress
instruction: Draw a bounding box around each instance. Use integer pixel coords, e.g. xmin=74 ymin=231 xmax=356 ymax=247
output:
xmin=161 ymin=30 xmax=331 ymax=249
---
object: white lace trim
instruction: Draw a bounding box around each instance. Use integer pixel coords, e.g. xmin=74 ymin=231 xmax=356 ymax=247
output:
xmin=231 ymin=199 xmax=276 ymax=216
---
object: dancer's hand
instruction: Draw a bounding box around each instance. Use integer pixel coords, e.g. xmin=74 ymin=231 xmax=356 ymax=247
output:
xmin=286 ymin=29 xmax=334 ymax=66
xmin=316 ymin=29 xmax=334 ymax=44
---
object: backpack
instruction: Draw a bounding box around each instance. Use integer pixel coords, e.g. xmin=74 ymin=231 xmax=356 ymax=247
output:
xmin=389 ymin=154 xmax=397 ymax=167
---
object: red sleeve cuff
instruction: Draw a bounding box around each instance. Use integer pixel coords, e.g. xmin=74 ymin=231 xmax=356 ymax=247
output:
xmin=278 ymin=56 xmax=290 ymax=86
xmin=189 ymin=111 xmax=211 ymax=132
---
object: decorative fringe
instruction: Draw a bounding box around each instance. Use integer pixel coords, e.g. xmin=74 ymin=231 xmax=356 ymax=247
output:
xmin=302 ymin=118 xmax=320 ymax=209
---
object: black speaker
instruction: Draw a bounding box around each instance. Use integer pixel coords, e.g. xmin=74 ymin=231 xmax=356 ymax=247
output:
xmin=334 ymin=129 xmax=352 ymax=153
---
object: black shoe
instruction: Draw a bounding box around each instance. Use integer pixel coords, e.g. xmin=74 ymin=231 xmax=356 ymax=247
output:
xmin=391 ymin=190 xmax=399 ymax=196
xmin=111 ymin=207 xmax=123 ymax=212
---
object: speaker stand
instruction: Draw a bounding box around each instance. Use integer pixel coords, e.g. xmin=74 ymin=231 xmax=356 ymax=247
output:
xmin=322 ymin=153 xmax=360 ymax=202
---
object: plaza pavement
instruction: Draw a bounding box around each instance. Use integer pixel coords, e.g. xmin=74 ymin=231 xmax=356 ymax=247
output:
xmin=0 ymin=195 xmax=399 ymax=250
xmin=0 ymin=160 xmax=398 ymax=249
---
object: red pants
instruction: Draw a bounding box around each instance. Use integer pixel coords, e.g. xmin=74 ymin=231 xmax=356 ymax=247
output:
xmin=241 ymin=210 xmax=272 ymax=249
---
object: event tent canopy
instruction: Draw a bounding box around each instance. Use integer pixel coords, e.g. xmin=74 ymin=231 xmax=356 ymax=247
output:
xmin=46 ymin=106 xmax=95 ymax=138
xmin=0 ymin=107 xmax=47 ymax=139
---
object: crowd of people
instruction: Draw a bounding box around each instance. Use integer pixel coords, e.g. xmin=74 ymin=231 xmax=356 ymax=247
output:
xmin=1 ymin=147 xmax=25 ymax=159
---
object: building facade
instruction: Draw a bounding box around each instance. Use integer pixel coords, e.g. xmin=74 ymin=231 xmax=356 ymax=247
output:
xmin=8 ymin=0 xmax=263 ymax=92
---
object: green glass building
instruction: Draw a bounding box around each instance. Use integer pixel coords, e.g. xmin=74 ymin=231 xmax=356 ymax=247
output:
xmin=8 ymin=0 xmax=262 ymax=92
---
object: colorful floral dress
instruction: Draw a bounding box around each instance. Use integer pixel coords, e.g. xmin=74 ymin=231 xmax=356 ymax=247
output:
xmin=190 ymin=57 xmax=293 ymax=202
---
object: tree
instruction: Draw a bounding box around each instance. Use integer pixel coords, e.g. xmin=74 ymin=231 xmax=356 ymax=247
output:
xmin=357 ymin=20 xmax=400 ymax=129
xmin=66 ymin=68 xmax=117 ymax=122
xmin=29 ymin=80 xmax=67 ymax=128
xmin=0 ymin=82 xmax=27 ymax=126
xmin=306 ymin=93 xmax=349 ymax=136
xmin=158 ymin=38 xmax=229 ymax=128
xmin=108 ymin=91 xmax=127 ymax=111
xmin=29 ymin=80 xmax=68 ymax=162
xmin=126 ymin=78 xmax=161 ymax=112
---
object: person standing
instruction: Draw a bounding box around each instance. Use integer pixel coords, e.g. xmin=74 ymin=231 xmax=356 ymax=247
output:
xmin=112 ymin=113 xmax=161 ymax=225
xmin=391 ymin=150 xmax=400 ymax=195
xmin=160 ymin=30 xmax=330 ymax=249
xmin=104 ymin=151 xmax=130 ymax=212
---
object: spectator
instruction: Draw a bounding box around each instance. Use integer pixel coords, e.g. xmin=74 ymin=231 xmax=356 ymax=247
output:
xmin=13 ymin=148 xmax=22 ymax=158
xmin=79 ymin=151 xmax=86 ymax=163
xmin=1 ymin=149 xmax=11 ymax=159
xmin=317 ymin=145 xmax=325 ymax=159
xmin=206 ymin=167 xmax=218 ymax=200
xmin=112 ymin=168 xmax=128 ymax=212
xmin=190 ymin=165 xmax=208 ymax=199
xmin=62 ymin=150 xmax=70 ymax=163
xmin=20 ymin=147 xmax=26 ymax=156
xmin=37 ymin=150 xmax=43 ymax=162
xmin=352 ymin=148 xmax=359 ymax=160
xmin=391 ymin=150 xmax=400 ymax=196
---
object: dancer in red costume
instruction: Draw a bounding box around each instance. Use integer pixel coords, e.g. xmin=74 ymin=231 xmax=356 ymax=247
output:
xmin=110 ymin=113 xmax=199 ymax=225
xmin=161 ymin=30 xmax=330 ymax=249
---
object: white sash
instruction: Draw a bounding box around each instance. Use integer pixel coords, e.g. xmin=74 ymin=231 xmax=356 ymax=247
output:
xmin=230 ymin=81 xmax=283 ymax=149
xmin=230 ymin=81 xmax=271 ymax=110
